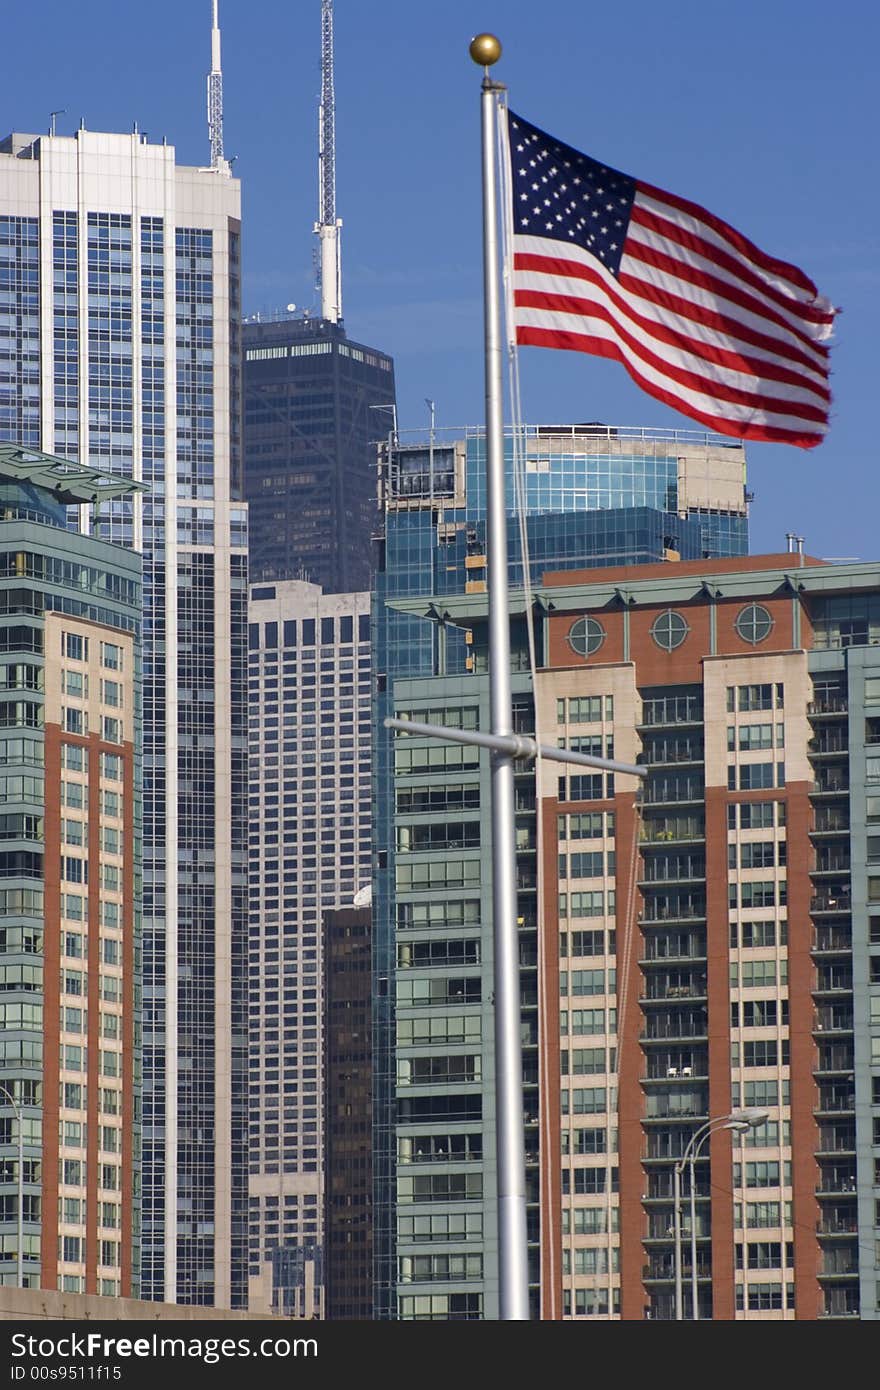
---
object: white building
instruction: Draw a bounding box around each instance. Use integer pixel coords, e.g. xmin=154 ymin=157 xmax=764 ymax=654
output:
xmin=247 ymin=580 xmax=371 ymax=1315
xmin=0 ymin=128 xmax=248 ymax=1307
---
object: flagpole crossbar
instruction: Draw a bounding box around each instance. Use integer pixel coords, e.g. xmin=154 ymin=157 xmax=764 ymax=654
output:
xmin=385 ymin=715 xmax=646 ymax=780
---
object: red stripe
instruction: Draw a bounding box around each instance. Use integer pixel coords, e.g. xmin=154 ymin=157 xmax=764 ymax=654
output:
xmin=624 ymin=234 xmax=827 ymax=361
xmin=514 ymin=288 xmax=828 ymax=425
xmin=515 ymin=325 xmax=825 ymax=447
xmin=631 ymin=202 xmax=834 ymax=332
xmin=637 ymin=178 xmax=820 ymax=300
xmin=514 ymin=278 xmax=829 ymax=404
xmin=514 ymin=249 xmax=829 ymax=384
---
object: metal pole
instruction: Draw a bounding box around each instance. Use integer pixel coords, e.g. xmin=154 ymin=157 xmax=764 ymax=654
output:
xmin=673 ymin=1161 xmax=683 ymax=1321
xmin=384 ymin=716 xmax=645 ymax=779
xmin=689 ymin=1148 xmax=699 ymax=1320
xmin=470 ymin=31 xmax=528 ymax=1321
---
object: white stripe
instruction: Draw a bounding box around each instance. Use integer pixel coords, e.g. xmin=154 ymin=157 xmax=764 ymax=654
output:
xmin=513 ymin=247 xmax=829 ymax=406
xmin=514 ymin=304 xmax=826 ymax=435
xmin=636 ymin=188 xmax=833 ymax=319
xmin=625 ymin=217 xmax=832 ymax=355
xmin=514 ymin=233 xmax=828 ymax=377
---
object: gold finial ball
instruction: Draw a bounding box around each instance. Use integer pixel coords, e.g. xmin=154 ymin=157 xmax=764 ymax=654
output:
xmin=469 ymin=33 xmax=502 ymax=67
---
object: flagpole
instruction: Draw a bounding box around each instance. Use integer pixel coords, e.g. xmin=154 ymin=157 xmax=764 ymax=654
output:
xmin=469 ymin=32 xmax=530 ymax=1321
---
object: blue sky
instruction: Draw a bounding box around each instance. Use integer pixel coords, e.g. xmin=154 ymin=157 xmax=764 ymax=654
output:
xmin=3 ymin=1 xmax=877 ymax=559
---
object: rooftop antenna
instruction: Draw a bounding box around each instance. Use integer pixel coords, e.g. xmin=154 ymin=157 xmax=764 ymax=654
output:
xmin=207 ymin=0 xmax=229 ymax=172
xmin=49 ymin=110 xmax=66 ymax=137
xmin=315 ymin=0 xmax=342 ymax=322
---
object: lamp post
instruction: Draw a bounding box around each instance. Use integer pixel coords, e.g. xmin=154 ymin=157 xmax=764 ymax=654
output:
xmin=0 ymin=1083 xmax=24 ymax=1288
xmin=673 ymin=1107 xmax=769 ymax=1320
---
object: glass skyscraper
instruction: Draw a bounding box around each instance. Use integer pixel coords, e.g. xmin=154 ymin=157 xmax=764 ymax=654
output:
xmin=0 ymin=129 xmax=248 ymax=1307
xmin=372 ymin=423 xmax=750 ymax=1317
xmin=243 ymin=315 xmax=395 ymax=593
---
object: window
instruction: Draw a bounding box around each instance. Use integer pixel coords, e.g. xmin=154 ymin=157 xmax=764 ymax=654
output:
xmin=64 ymin=634 xmax=88 ymax=662
xmin=568 ymin=617 xmax=605 ymax=657
xmin=101 ymin=680 xmax=121 ymax=708
xmin=735 ymin=605 xmax=773 ymax=644
xmin=561 ymin=1086 xmax=607 ymax=1115
xmin=559 ymin=696 xmax=603 ymax=724
xmin=100 ymin=642 xmax=122 ymax=671
xmin=735 ymin=763 xmax=776 ymax=790
xmin=651 ymin=610 xmax=689 ymax=651
xmin=736 ymin=723 xmax=774 ymax=751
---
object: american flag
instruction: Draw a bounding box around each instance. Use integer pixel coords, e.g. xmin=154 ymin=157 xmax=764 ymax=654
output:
xmin=506 ymin=110 xmax=836 ymax=448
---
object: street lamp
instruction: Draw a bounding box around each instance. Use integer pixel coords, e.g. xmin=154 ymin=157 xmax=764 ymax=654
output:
xmin=673 ymin=1107 xmax=769 ymax=1320
xmin=0 ymin=1083 xmax=23 ymax=1288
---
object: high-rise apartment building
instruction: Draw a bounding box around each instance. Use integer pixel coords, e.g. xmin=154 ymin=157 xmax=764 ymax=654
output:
xmin=381 ymin=550 xmax=880 ymax=1320
xmin=0 ymin=445 xmax=141 ymax=1295
xmin=0 ymin=130 xmax=248 ymax=1306
xmin=372 ymin=423 xmax=751 ymax=1316
xmin=247 ymin=581 xmax=372 ymax=1315
xmin=243 ymin=315 xmax=395 ymax=592
xmin=323 ymin=904 xmax=373 ymax=1320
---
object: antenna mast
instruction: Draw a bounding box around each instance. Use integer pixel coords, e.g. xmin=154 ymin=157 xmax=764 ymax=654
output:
xmin=315 ymin=0 xmax=342 ymax=322
xmin=207 ymin=0 xmax=228 ymax=172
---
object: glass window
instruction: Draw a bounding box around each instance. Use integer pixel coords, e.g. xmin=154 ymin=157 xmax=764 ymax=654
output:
xmin=568 ymin=617 xmax=605 ymax=658
xmin=651 ymin=610 xmax=689 ymax=651
xmin=735 ymin=604 xmax=773 ymax=644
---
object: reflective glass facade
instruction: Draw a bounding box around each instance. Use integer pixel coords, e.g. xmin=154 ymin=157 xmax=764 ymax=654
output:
xmin=0 ymin=131 xmax=247 ymax=1307
xmin=372 ymin=425 xmax=750 ymax=1317
xmin=243 ymin=317 xmax=395 ymax=593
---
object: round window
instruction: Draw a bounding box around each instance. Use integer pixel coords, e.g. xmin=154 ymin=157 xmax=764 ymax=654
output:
xmin=651 ymin=610 xmax=689 ymax=651
xmin=568 ymin=616 xmax=605 ymax=658
xmin=735 ymin=603 xmax=773 ymax=645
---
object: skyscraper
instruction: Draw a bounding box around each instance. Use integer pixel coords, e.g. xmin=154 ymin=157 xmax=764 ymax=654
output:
xmin=0 ymin=128 xmax=248 ymax=1306
xmin=372 ymin=423 xmax=751 ymax=1316
xmin=247 ymin=580 xmax=372 ymax=1315
xmin=242 ymin=315 xmax=395 ymax=591
xmin=382 ymin=549 xmax=880 ymax=1320
xmin=0 ymin=444 xmax=142 ymax=1296
xmin=241 ymin=3 xmax=395 ymax=594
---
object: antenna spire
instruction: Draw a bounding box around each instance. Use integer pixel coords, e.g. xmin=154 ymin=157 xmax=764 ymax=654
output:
xmin=315 ymin=0 xmax=342 ymax=322
xmin=207 ymin=1 xmax=228 ymax=172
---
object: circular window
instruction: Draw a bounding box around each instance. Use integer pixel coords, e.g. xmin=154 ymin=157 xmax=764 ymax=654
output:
xmin=735 ymin=603 xmax=773 ymax=645
xmin=651 ymin=609 xmax=689 ymax=651
xmin=568 ymin=616 xmax=605 ymax=658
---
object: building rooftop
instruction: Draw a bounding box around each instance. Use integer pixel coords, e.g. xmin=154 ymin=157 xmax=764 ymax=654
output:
xmin=0 ymin=443 xmax=146 ymax=505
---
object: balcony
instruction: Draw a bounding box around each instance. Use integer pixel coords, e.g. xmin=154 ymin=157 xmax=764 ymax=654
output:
xmin=816 ymin=1172 xmax=858 ymax=1197
xmin=640 ymin=908 xmax=707 ymax=926
xmin=813 ymin=927 xmax=852 ymax=954
xmin=808 ymin=735 xmax=849 ymax=757
xmin=810 ymin=815 xmax=850 ymax=836
xmin=814 ymin=971 xmax=853 ymax=995
xmin=639 ymin=745 xmax=705 ymax=768
xmin=643 ymin=1061 xmax=708 ymax=1083
xmin=810 ymin=892 xmax=851 ymax=914
xmin=813 ymin=1011 xmax=854 ymax=1036
xmin=814 ymin=1091 xmax=855 ymax=1117
xmin=815 ymin=1130 xmax=856 ymax=1157
xmin=817 ymin=1217 xmax=857 ymax=1236
xmin=637 ymin=699 xmax=703 ymax=729
xmin=808 ymin=697 xmax=848 ymax=716
xmin=811 ymin=774 xmax=849 ymax=796
xmin=640 ymin=982 xmax=708 ymax=1003
xmin=811 ymin=856 xmax=851 ymax=875
xmin=641 ymin=1015 xmax=708 ymax=1043
xmin=814 ymin=1048 xmax=855 ymax=1078
xmin=640 ymin=940 xmax=707 ymax=964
